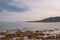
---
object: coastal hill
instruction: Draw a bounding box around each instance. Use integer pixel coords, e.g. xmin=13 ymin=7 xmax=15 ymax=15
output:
xmin=28 ymin=17 xmax=60 ymax=22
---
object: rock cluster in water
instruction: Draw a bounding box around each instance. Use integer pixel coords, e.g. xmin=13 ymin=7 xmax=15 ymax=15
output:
xmin=0 ymin=28 xmax=60 ymax=40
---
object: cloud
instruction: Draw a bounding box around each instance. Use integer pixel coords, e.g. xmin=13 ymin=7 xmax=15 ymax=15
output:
xmin=0 ymin=0 xmax=29 ymax=12
xmin=1 ymin=0 xmax=60 ymax=22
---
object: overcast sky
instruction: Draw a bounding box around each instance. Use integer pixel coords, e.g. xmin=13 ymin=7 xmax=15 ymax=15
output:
xmin=0 ymin=0 xmax=60 ymax=22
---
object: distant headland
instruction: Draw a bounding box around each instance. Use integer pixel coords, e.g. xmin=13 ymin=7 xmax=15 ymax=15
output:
xmin=27 ymin=16 xmax=60 ymax=22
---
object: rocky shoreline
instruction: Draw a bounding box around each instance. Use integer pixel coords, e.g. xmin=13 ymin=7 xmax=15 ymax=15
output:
xmin=0 ymin=28 xmax=60 ymax=40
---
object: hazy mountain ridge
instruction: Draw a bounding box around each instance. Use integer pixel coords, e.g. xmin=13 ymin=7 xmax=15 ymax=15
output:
xmin=28 ymin=17 xmax=60 ymax=22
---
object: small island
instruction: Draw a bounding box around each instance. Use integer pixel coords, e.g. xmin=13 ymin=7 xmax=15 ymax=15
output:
xmin=28 ymin=16 xmax=60 ymax=22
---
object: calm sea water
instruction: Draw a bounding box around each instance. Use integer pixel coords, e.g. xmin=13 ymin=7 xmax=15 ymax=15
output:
xmin=0 ymin=22 xmax=60 ymax=31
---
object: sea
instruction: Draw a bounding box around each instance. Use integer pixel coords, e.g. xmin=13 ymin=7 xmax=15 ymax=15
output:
xmin=0 ymin=22 xmax=60 ymax=31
